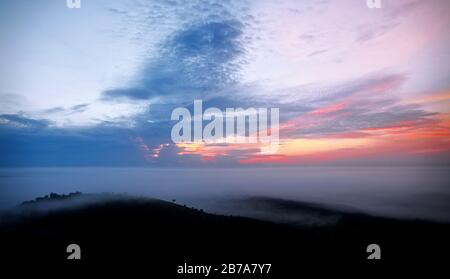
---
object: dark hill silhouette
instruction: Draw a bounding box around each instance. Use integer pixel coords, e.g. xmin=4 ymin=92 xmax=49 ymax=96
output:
xmin=0 ymin=193 xmax=449 ymax=274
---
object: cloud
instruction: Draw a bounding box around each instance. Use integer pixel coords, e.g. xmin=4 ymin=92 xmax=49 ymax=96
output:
xmin=102 ymin=89 xmax=152 ymax=101
xmin=69 ymin=104 xmax=89 ymax=113
xmin=275 ymin=73 xmax=437 ymax=138
xmin=102 ymin=19 xmax=247 ymax=102
xmin=0 ymin=120 xmax=152 ymax=167
xmin=43 ymin=104 xmax=90 ymax=115
xmin=0 ymin=114 xmax=49 ymax=129
xmin=355 ymin=22 xmax=398 ymax=43
xmin=307 ymin=49 xmax=327 ymax=57
xmin=1 ymin=0 xmax=449 ymax=166
xmin=43 ymin=107 xmax=65 ymax=114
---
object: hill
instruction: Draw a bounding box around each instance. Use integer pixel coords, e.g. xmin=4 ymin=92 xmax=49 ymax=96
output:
xmin=0 ymin=193 xmax=449 ymax=274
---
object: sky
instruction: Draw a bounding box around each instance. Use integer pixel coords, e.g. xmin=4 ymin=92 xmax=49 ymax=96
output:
xmin=0 ymin=0 xmax=449 ymax=167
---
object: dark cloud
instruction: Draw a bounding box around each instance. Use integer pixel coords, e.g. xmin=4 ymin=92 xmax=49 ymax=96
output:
xmin=0 ymin=114 xmax=49 ymax=129
xmin=0 ymin=121 xmax=152 ymax=167
xmin=43 ymin=107 xmax=65 ymax=114
xmin=70 ymin=103 xmax=89 ymax=113
xmin=307 ymin=49 xmax=327 ymax=57
xmin=102 ymin=19 xmax=246 ymax=101
xmin=42 ymin=104 xmax=89 ymax=115
xmin=102 ymin=88 xmax=153 ymax=100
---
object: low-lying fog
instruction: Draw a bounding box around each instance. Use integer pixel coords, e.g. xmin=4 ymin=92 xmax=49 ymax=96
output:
xmin=1 ymin=166 xmax=449 ymax=223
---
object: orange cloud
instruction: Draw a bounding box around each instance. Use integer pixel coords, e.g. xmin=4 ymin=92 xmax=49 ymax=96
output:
xmin=408 ymin=90 xmax=450 ymax=105
xmin=165 ymin=95 xmax=450 ymax=165
xmin=309 ymin=102 xmax=347 ymax=116
xmin=239 ymin=113 xmax=450 ymax=165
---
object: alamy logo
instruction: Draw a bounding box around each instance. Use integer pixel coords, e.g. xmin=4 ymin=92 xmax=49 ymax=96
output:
xmin=67 ymin=244 xmax=81 ymax=259
xmin=171 ymin=100 xmax=279 ymax=153
xmin=367 ymin=244 xmax=381 ymax=259
xmin=66 ymin=0 xmax=81 ymax=9
xmin=366 ymin=0 xmax=382 ymax=9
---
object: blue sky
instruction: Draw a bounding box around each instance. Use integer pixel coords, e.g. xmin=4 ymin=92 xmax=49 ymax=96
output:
xmin=1 ymin=0 xmax=449 ymax=166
